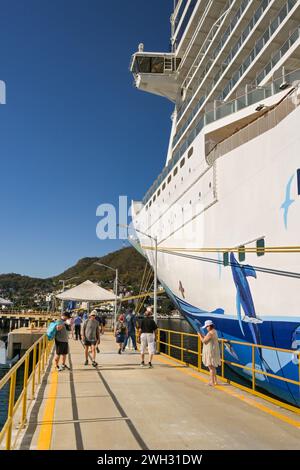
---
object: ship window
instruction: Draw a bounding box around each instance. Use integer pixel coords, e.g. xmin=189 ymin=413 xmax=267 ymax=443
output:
xmin=297 ymin=169 xmax=300 ymax=195
xmin=157 ymin=189 xmax=161 ymax=197
xmin=223 ymin=252 xmax=229 ymax=267
xmin=188 ymin=147 xmax=193 ymax=159
xmin=136 ymin=56 xmax=151 ymax=73
xmin=153 ymin=195 xmax=156 ymax=202
xmin=162 ymin=182 xmax=166 ymax=191
xmin=167 ymin=175 xmax=172 ymax=184
xmin=151 ymin=57 xmax=164 ymax=74
xmin=149 ymin=200 xmax=152 ymax=207
xmin=180 ymin=158 xmax=185 ymax=168
xmin=238 ymin=246 xmax=246 ymax=262
xmin=256 ymin=238 xmax=265 ymax=257
xmin=173 ymin=167 xmax=178 ymax=177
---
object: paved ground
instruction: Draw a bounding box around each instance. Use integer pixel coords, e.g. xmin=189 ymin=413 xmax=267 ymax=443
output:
xmin=20 ymin=333 xmax=300 ymax=450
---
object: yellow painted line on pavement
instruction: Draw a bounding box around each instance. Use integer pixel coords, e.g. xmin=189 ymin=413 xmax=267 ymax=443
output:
xmin=37 ymin=369 xmax=58 ymax=450
xmin=156 ymin=355 xmax=300 ymax=430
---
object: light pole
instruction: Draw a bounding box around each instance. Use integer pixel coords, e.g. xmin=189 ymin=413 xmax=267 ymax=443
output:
xmin=94 ymin=262 xmax=118 ymax=329
xmin=119 ymin=224 xmax=158 ymax=323
xmin=59 ymin=276 xmax=78 ymax=313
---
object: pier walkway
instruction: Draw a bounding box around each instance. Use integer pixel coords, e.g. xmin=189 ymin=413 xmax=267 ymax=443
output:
xmin=19 ymin=334 xmax=300 ymax=450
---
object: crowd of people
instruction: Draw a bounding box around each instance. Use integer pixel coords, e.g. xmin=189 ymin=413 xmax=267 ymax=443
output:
xmin=53 ymin=307 xmax=221 ymax=384
xmin=53 ymin=306 xmax=159 ymax=371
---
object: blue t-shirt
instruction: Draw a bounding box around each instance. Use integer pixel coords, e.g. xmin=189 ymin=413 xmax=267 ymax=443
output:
xmin=125 ymin=313 xmax=136 ymax=332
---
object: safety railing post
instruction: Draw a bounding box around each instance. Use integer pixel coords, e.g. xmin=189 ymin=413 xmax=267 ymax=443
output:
xmin=42 ymin=336 xmax=46 ymax=373
xmin=168 ymin=331 xmax=171 ymax=357
xmin=31 ymin=344 xmax=37 ymax=399
xmin=157 ymin=330 xmax=160 ymax=353
xmin=221 ymin=340 xmax=225 ymax=378
xmin=198 ymin=335 xmax=201 ymax=371
xmin=38 ymin=340 xmax=42 ymax=384
xmin=181 ymin=333 xmax=183 ymax=363
xmin=21 ymin=354 xmax=29 ymax=428
xmin=298 ymin=351 xmax=300 ymax=389
xmin=252 ymin=345 xmax=256 ymax=391
xmin=6 ymin=372 xmax=16 ymax=450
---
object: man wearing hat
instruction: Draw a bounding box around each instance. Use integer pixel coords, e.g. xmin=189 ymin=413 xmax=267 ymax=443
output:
xmin=82 ymin=310 xmax=100 ymax=367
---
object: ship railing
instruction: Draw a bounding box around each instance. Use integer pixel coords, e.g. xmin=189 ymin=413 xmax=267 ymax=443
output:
xmin=157 ymin=328 xmax=300 ymax=413
xmin=0 ymin=335 xmax=53 ymax=450
xmin=177 ymin=0 xmax=296 ymax=125
xmin=142 ymin=67 xmax=300 ymax=206
xmin=206 ymin=77 xmax=300 ymax=165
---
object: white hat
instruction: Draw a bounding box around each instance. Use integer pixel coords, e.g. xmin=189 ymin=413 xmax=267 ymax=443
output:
xmin=204 ymin=320 xmax=214 ymax=328
xmin=89 ymin=310 xmax=97 ymax=317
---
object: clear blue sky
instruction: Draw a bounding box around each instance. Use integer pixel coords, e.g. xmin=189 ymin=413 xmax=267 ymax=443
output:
xmin=0 ymin=0 xmax=173 ymax=278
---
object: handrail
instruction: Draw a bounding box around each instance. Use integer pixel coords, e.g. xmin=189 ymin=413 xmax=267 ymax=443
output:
xmin=0 ymin=334 xmax=53 ymax=450
xmin=158 ymin=327 xmax=300 ymax=412
xmin=142 ymin=67 xmax=300 ymax=206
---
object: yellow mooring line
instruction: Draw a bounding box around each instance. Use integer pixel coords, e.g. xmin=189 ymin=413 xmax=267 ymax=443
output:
xmin=37 ymin=369 xmax=58 ymax=450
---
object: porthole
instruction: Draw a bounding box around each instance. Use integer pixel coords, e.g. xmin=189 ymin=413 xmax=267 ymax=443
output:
xmin=180 ymin=158 xmax=185 ymax=168
xmin=157 ymin=189 xmax=161 ymax=197
xmin=173 ymin=167 xmax=178 ymax=177
xmin=162 ymin=182 xmax=166 ymax=191
xmin=167 ymin=175 xmax=172 ymax=184
xmin=256 ymin=238 xmax=265 ymax=257
xmin=199 ymin=192 xmax=202 ymax=198
xmin=209 ymin=182 xmax=212 ymax=188
xmin=238 ymin=246 xmax=246 ymax=262
xmin=188 ymin=147 xmax=193 ymax=159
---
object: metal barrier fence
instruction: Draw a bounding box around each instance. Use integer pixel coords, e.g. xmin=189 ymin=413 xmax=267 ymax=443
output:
xmin=157 ymin=328 xmax=300 ymax=413
xmin=0 ymin=335 xmax=53 ymax=450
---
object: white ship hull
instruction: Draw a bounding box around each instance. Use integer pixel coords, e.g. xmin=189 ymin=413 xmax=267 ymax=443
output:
xmin=132 ymin=90 xmax=300 ymax=406
xmin=129 ymin=0 xmax=300 ymax=407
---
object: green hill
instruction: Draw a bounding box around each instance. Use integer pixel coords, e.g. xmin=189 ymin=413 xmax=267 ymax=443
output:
xmin=0 ymin=247 xmax=152 ymax=308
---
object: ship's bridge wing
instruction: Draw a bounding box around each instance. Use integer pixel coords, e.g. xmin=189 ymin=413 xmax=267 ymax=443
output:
xmin=130 ymin=50 xmax=180 ymax=102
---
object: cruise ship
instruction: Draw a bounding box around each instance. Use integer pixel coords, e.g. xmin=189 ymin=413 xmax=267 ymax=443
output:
xmin=129 ymin=0 xmax=300 ymax=407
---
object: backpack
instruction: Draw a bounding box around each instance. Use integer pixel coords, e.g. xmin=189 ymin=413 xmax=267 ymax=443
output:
xmin=47 ymin=321 xmax=59 ymax=340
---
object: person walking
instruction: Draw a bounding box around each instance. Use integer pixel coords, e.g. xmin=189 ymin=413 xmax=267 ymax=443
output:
xmin=198 ymin=320 xmax=221 ymax=386
xmin=54 ymin=313 xmax=70 ymax=371
xmin=122 ymin=309 xmax=137 ymax=351
xmin=74 ymin=312 xmax=82 ymax=341
xmin=138 ymin=307 xmax=158 ymax=368
xmin=115 ymin=314 xmax=127 ymax=354
xmin=82 ymin=310 xmax=100 ymax=367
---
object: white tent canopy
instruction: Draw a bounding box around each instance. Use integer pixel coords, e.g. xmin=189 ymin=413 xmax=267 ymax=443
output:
xmin=0 ymin=297 xmax=12 ymax=306
xmin=56 ymin=280 xmax=117 ymax=302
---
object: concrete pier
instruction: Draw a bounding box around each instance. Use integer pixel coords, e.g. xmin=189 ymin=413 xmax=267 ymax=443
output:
xmin=19 ymin=333 xmax=300 ymax=450
xmin=7 ymin=327 xmax=46 ymax=360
